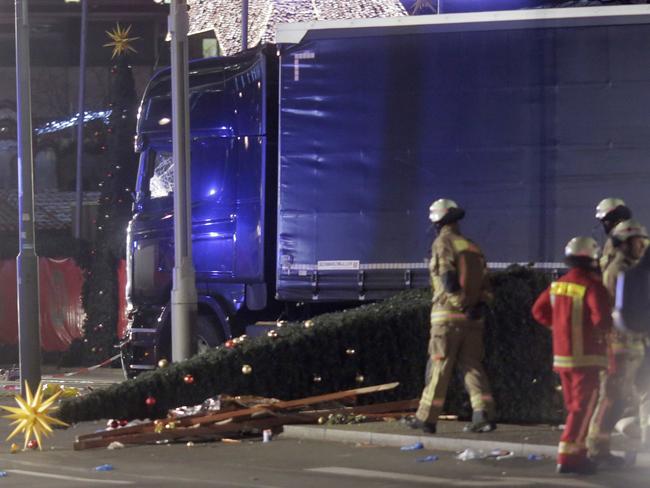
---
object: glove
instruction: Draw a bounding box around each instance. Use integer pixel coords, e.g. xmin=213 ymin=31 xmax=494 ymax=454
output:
xmin=465 ymin=302 xmax=488 ymax=320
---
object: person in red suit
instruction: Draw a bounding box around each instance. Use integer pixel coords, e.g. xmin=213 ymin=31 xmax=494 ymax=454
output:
xmin=532 ymin=236 xmax=612 ymax=475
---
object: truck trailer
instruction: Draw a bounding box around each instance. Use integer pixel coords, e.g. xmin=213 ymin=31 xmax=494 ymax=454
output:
xmin=122 ymin=5 xmax=650 ymax=375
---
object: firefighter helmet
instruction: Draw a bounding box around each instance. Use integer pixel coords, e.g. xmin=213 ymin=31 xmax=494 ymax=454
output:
xmin=611 ymin=219 xmax=649 ymax=242
xmin=595 ymin=198 xmax=627 ymax=220
xmin=564 ymin=236 xmax=600 ymax=260
xmin=429 ymin=198 xmax=464 ymax=224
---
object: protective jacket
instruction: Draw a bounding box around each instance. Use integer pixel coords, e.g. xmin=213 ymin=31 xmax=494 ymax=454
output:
xmin=599 ymin=237 xmax=617 ymax=272
xmin=532 ymin=268 xmax=611 ymax=371
xmin=429 ymin=225 xmax=490 ymax=322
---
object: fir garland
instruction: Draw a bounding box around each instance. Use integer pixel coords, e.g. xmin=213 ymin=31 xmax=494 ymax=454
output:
xmin=58 ymin=267 xmax=561 ymax=424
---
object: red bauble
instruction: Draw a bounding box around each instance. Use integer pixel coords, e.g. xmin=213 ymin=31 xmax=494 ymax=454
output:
xmin=27 ymin=439 xmax=38 ymax=450
xmin=224 ymin=339 xmax=235 ymax=349
xmin=183 ymin=374 xmax=195 ymax=385
xmin=145 ymin=396 xmax=156 ymax=407
xmin=109 ymin=419 xmax=118 ymax=429
xmin=119 ymin=419 xmax=128 ymax=427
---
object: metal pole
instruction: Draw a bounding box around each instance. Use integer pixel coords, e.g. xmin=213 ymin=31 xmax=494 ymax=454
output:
xmin=73 ymin=0 xmax=88 ymax=239
xmin=242 ymin=0 xmax=248 ymax=50
xmin=169 ymin=0 xmax=197 ymax=362
xmin=14 ymin=0 xmax=41 ymax=396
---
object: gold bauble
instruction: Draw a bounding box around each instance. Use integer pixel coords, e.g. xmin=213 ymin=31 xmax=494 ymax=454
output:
xmin=154 ymin=423 xmax=164 ymax=434
xmin=165 ymin=422 xmax=177 ymax=430
xmin=242 ymin=364 xmax=253 ymax=375
xmin=10 ymin=443 xmax=20 ymax=454
xmin=267 ymin=330 xmax=278 ymax=338
xmin=157 ymin=359 xmax=169 ymax=368
xmin=317 ymin=417 xmax=326 ymax=425
xmin=355 ymin=374 xmax=365 ymax=384
xmin=304 ymin=320 xmax=314 ymax=328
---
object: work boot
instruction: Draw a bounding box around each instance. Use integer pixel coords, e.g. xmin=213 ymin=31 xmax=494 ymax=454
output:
xmin=463 ymin=410 xmax=496 ymax=433
xmin=406 ymin=417 xmax=436 ymax=434
xmin=556 ymin=459 xmax=597 ymax=475
xmin=588 ymin=452 xmax=625 ymax=469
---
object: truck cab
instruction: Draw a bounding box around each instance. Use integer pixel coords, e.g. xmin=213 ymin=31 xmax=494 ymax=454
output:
xmin=122 ymin=47 xmax=278 ymax=376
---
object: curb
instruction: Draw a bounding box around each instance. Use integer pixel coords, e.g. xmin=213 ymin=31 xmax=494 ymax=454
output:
xmin=282 ymin=425 xmax=650 ymax=465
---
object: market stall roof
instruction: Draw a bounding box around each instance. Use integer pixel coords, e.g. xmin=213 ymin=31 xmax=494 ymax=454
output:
xmin=188 ymin=0 xmax=407 ymax=55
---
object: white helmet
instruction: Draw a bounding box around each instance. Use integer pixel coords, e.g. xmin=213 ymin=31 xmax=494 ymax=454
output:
xmin=611 ymin=219 xmax=648 ymax=242
xmin=595 ymin=197 xmax=626 ymax=220
xmin=564 ymin=236 xmax=600 ymax=260
xmin=429 ymin=198 xmax=463 ymax=224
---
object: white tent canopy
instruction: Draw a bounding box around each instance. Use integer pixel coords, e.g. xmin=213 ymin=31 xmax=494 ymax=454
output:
xmin=188 ymin=0 xmax=407 ymax=55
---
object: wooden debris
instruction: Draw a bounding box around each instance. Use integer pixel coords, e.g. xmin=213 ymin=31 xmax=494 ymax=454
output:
xmin=74 ymin=382 xmax=414 ymax=450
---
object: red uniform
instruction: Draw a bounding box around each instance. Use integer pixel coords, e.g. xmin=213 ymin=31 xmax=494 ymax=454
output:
xmin=532 ymin=267 xmax=612 ymax=469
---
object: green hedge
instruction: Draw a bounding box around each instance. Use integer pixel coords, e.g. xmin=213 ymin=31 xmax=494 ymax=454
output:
xmin=58 ymin=267 xmax=562 ymax=424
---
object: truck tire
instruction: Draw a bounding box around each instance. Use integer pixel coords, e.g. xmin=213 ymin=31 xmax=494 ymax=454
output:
xmin=196 ymin=314 xmax=226 ymax=354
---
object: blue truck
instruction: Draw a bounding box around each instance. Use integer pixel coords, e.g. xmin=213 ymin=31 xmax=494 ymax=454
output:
xmin=122 ymin=6 xmax=650 ymax=376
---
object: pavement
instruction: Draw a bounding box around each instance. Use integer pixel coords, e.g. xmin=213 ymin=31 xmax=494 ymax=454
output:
xmin=282 ymin=418 xmax=650 ymax=467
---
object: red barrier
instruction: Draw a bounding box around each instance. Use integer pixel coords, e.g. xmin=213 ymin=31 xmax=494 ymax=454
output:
xmin=39 ymin=258 xmax=85 ymax=351
xmin=0 ymin=260 xmax=18 ymax=346
xmin=0 ymin=258 xmax=85 ymax=351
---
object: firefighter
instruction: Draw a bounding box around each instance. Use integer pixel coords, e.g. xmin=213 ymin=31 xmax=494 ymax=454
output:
xmin=532 ymin=237 xmax=611 ymax=475
xmin=587 ymin=219 xmax=649 ymax=465
xmin=595 ymin=197 xmax=632 ymax=271
xmin=410 ymin=198 xmax=495 ymax=434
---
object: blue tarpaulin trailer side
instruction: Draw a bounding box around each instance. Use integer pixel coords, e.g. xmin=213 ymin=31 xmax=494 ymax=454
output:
xmin=276 ymin=6 xmax=650 ymax=301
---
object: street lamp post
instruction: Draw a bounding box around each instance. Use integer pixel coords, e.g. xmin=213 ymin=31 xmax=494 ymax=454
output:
xmin=73 ymin=0 xmax=88 ymax=239
xmin=169 ymin=0 xmax=197 ymax=362
xmin=14 ymin=0 xmax=41 ymax=396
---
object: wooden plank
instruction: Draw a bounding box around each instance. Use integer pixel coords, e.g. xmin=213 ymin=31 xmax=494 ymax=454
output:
xmin=76 ymin=382 xmax=400 ymax=442
xmin=74 ymin=416 xmax=300 ymax=450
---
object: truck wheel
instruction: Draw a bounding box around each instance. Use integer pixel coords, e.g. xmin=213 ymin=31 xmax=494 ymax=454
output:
xmin=196 ymin=314 xmax=225 ymax=354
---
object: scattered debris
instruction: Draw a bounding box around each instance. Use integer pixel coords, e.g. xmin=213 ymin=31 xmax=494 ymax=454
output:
xmin=490 ymin=449 xmax=514 ymax=461
xmin=437 ymin=415 xmax=458 ymax=421
xmin=94 ymin=464 xmax=114 ymax=472
xmin=400 ymin=442 xmax=424 ymax=451
xmin=456 ymin=448 xmax=485 ymax=461
xmin=74 ymin=382 xmax=416 ymax=450
xmin=416 ymin=455 xmax=439 ymax=462
xmin=527 ymin=453 xmax=544 ymax=461
xmin=106 ymin=442 xmax=125 ymax=450
xmin=262 ymin=429 xmax=272 ymax=443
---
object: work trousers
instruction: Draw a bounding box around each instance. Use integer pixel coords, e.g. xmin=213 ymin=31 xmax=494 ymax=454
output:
xmin=558 ymin=369 xmax=600 ymax=467
xmin=587 ymin=343 xmax=645 ymax=456
xmin=416 ymin=320 xmax=494 ymax=424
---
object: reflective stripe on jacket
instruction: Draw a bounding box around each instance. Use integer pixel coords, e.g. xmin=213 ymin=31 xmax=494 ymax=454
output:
xmin=532 ymin=268 xmax=611 ymax=371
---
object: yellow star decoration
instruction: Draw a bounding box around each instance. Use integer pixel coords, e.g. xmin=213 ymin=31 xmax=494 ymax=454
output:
xmin=103 ymin=23 xmax=140 ymax=59
xmin=1 ymin=382 xmax=68 ymax=450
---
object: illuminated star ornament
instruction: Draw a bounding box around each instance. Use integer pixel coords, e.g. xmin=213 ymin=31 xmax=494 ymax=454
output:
xmin=103 ymin=23 xmax=140 ymax=59
xmin=1 ymin=382 xmax=68 ymax=450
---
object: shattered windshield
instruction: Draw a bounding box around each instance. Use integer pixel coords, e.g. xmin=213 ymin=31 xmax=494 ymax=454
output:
xmin=150 ymin=151 xmax=174 ymax=198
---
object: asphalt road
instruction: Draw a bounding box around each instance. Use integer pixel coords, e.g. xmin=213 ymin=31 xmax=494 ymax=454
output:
xmin=0 ymin=433 xmax=648 ymax=487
